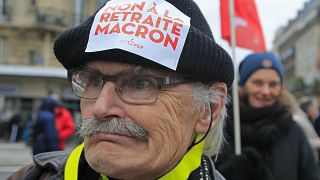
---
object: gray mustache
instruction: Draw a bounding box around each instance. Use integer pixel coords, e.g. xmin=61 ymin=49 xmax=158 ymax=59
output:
xmin=79 ymin=117 xmax=148 ymax=141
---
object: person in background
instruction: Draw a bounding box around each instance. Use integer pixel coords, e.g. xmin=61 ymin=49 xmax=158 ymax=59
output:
xmin=8 ymin=0 xmax=234 ymax=179
xmin=21 ymin=100 xmax=42 ymax=147
xmin=216 ymin=52 xmax=320 ymax=180
xmin=52 ymin=94 xmax=75 ymax=150
xmin=21 ymin=114 xmax=34 ymax=146
xmin=317 ymin=38 xmax=320 ymax=70
xmin=9 ymin=109 xmax=21 ymax=143
xmin=281 ymin=90 xmax=320 ymax=161
xmin=300 ymin=96 xmax=320 ymax=137
xmin=32 ymin=96 xmax=59 ymax=155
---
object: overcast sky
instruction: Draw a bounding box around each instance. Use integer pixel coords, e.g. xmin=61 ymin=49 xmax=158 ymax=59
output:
xmin=193 ymin=0 xmax=309 ymax=63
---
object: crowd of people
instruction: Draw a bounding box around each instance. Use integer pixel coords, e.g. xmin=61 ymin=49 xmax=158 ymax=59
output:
xmin=30 ymin=92 xmax=75 ymax=155
xmin=0 ymin=92 xmax=76 ymax=154
xmin=7 ymin=0 xmax=320 ymax=179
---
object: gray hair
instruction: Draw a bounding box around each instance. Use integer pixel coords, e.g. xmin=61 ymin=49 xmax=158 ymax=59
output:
xmin=192 ymin=82 xmax=229 ymax=157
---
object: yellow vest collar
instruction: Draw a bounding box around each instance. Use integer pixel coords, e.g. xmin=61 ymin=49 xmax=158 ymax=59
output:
xmin=65 ymin=140 xmax=204 ymax=180
xmin=159 ymin=140 xmax=205 ymax=180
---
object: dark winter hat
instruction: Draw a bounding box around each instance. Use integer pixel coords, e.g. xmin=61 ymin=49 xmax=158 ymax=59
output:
xmin=40 ymin=96 xmax=58 ymax=113
xmin=238 ymin=52 xmax=284 ymax=86
xmin=54 ymin=0 xmax=234 ymax=87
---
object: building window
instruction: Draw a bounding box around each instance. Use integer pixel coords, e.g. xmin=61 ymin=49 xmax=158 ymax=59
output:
xmin=28 ymin=51 xmax=44 ymax=65
xmin=0 ymin=37 xmax=6 ymax=64
xmin=280 ymin=47 xmax=295 ymax=61
xmin=0 ymin=0 xmax=8 ymax=17
xmin=30 ymin=0 xmax=36 ymax=6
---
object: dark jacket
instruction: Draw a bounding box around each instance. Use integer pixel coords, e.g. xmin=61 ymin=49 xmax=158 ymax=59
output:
xmin=216 ymin=102 xmax=320 ymax=180
xmin=32 ymin=97 xmax=59 ymax=155
xmin=8 ymin=151 xmax=225 ymax=180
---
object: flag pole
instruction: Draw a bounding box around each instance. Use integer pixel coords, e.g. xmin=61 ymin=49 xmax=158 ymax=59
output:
xmin=229 ymin=0 xmax=241 ymax=155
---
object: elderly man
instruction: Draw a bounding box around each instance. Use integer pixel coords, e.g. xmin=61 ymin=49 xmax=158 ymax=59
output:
xmin=9 ymin=0 xmax=234 ymax=179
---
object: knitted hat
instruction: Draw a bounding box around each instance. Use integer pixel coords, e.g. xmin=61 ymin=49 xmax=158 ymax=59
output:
xmin=53 ymin=0 xmax=234 ymax=87
xmin=238 ymin=52 xmax=284 ymax=86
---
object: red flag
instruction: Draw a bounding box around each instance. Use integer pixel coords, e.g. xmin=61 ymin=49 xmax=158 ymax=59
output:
xmin=220 ymin=0 xmax=266 ymax=52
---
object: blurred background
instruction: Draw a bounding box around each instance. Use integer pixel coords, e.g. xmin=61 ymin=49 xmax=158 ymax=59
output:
xmin=0 ymin=0 xmax=106 ymax=178
xmin=0 ymin=0 xmax=106 ymax=142
xmin=195 ymin=0 xmax=320 ymax=93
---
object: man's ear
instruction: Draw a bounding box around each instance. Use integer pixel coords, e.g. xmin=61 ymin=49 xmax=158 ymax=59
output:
xmin=195 ymin=83 xmax=227 ymax=134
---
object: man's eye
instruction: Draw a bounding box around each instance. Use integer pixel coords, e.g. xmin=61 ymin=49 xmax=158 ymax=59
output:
xmin=133 ymin=78 xmax=151 ymax=90
xmin=91 ymin=77 xmax=101 ymax=87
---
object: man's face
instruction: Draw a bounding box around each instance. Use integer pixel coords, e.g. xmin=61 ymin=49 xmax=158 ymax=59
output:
xmin=244 ymin=69 xmax=282 ymax=108
xmin=80 ymin=61 xmax=202 ymax=179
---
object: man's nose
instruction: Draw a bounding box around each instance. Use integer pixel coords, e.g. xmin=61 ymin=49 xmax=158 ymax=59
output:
xmin=92 ymin=82 xmax=126 ymax=120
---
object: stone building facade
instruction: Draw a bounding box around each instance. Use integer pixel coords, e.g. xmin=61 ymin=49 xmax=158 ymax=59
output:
xmin=272 ymin=0 xmax=320 ymax=96
xmin=0 ymin=0 xmax=101 ymax=139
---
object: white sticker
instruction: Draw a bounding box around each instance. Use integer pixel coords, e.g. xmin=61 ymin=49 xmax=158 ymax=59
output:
xmin=86 ymin=0 xmax=191 ymax=70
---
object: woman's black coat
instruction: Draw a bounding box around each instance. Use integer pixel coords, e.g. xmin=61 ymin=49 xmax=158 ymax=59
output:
xmin=216 ymin=102 xmax=320 ymax=180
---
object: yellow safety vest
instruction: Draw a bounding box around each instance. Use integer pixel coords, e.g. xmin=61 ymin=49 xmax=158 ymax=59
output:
xmin=65 ymin=140 xmax=204 ymax=180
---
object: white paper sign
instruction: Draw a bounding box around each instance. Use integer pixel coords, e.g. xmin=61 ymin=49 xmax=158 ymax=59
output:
xmin=86 ymin=0 xmax=191 ymax=70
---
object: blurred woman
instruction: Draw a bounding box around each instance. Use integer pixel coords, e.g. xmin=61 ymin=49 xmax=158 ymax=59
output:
xmin=216 ymin=52 xmax=320 ymax=180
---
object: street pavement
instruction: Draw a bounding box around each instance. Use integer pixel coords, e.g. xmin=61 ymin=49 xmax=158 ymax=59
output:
xmin=0 ymin=142 xmax=33 ymax=179
xmin=0 ymin=141 xmax=78 ymax=179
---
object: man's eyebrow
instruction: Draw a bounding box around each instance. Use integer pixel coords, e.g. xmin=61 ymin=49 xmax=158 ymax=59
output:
xmin=131 ymin=66 xmax=154 ymax=74
xmin=80 ymin=65 xmax=101 ymax=74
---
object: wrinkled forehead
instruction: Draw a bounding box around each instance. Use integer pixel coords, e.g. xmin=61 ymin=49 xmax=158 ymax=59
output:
xmin=85 ymin=60 xmax=181 ymax=77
